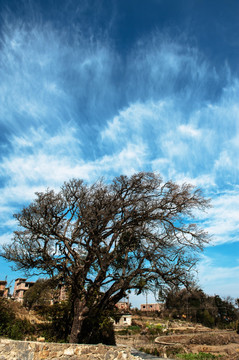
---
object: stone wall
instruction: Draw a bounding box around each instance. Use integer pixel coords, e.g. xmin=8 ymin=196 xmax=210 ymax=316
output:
xmin=0 ymin=339 xmax=142 ymax=360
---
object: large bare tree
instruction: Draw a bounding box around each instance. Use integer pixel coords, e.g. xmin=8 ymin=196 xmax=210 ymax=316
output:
xmin=1 ymin=172 xmax=210 ymax=343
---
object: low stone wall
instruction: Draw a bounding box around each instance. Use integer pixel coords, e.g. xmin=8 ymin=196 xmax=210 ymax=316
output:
xmin=0 ymin=339 xmax=142 ymax=360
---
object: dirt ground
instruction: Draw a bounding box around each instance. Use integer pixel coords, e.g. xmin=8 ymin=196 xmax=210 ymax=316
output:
xmin=155 ymin=331 xmax=239 ymax=359
xmin=116 ymin=319 xmax=239 ymax=359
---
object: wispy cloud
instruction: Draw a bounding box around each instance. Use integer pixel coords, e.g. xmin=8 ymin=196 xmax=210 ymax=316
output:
xmin=203 ymin=190 xmax=239 ymax=245
xmin=197 ymin=255 xmax=239 ymax=298
xmin=178 ymin=124 xmax=202 ymax=138
xmin=0 ymin=6 xmax=239 ymax=300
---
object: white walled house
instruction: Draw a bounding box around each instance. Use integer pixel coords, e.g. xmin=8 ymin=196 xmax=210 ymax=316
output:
xmin=114 ymin=314 xmax=132 ymax=327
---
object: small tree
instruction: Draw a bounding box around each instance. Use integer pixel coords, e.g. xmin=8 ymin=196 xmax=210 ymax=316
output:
xmin=1 ymin=172 xmax=210 ymax=343
xmin=23 ymin=278 xmax=55 ymax=309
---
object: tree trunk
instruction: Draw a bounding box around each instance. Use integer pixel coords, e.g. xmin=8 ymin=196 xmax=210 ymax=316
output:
xmin=69 ymin=297 xmax=88 ymax=343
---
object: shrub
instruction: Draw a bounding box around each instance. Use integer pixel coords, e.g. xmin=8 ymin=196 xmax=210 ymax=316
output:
xmin=0 ymin=299 xmax=35 ymax=340
xmin=145 ymin=323 xmax=164 ymax=335
xmin=127 ymin=325 xmax=141 ymax=334
xmin=36 ymin=301 xmax=72 ymax=342
xmin=7 ymin=318 xmax=35 ymax=340
xmin=116 ymin=325 xmax=141 ymax=336
xmin=0 ymin=299 xmax=15 ymax=336
xmin=176 ymin=352 xmax=222 ymax=359
xmin=139 ymin=347 xmax=163 ymax=357
xmin=78 ymin=311 xmax=115 ymax=345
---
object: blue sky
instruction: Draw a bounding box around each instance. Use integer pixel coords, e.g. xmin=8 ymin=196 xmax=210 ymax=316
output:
xmin=0 ymin=0 xmax=238 ymax=306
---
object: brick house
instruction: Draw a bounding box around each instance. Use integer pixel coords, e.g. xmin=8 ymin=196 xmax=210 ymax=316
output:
xmin=140 ymin=303 xmax=162 ymax=312
xmin=115 ymin=301 xmax=130 ymax=312
xmin=13 ymin=278 xmax=35 ymax=302
xmin=0 ymin=280 xmax=9 ymax=298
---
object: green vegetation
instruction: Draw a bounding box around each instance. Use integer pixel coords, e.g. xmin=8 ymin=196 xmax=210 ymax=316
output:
xmin=162 ymin=287 xmax=239 ymax=329
xmin=77 ymin=309 xmax=116 ymax=345
xmin=23 ymin=278 xmax=56 ymax=309
xmin=139 ymin=346 xmax=185 ymax=358
xmin=36 ymin=301 xmax=72 ymax=342
xmin=116 ymin=325 xmax=141 ymax=335
xmin=176 ymin=352 xmax=222 ymax=359
xmin=145 ymin=323 xmax=164 ymax=335
xmin=0 ymin=299 xmax=35 ymax=340
xmin=127 ymin=325 xmax=141 ymax=332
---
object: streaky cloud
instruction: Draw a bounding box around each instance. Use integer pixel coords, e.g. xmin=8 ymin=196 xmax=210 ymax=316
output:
xmin=0 ymin=4 xmax=239 ymax=302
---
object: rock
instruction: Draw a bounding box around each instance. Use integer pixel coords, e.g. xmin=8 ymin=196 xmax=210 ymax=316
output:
xmin=37 ymin=337 xmax=45 ymax=342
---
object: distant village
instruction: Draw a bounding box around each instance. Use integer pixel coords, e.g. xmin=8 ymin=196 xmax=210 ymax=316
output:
xmin=0 ymin=278 xmax=163 ymax=327
xmin=0 ymin=278 xmax=68 ymax=303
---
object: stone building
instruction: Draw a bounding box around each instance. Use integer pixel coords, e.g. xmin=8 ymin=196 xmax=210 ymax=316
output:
xmin=13 ymin=278 xmax=35 ymax=302
xmin=58 ymin=285 xmax=69 ymax=302
xmin=140 ymin=303 xmax=162 ymax=312
xmin=114 ymin=314 xmax=132 ymax=327
xmin=115 ymin=301 xmax=130 ymax=312
xmin=0 ymin=280 xmax=9 ymax=298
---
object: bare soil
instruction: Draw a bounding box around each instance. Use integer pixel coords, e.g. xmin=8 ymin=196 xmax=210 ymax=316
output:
xmin=115 ymin=318 xmax=239 ymax=359
xmin=155 ymin=331 xmax=239 ymax=359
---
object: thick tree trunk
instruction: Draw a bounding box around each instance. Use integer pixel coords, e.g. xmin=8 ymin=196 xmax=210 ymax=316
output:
xmin=69 ymin=297 xmax=88 ymax=343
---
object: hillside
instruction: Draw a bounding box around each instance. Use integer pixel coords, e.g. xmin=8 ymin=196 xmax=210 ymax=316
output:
xmin=1 ymin=299 xmax=239 ymax=359
xmin=115 ymin=315 xmax=239 ymax=359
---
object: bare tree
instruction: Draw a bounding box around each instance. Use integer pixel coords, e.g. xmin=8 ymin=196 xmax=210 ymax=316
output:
xmin=1 ymin=172 xmax=210 ymax=343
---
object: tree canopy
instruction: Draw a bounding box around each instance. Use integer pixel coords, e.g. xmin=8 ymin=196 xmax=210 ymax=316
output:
xmin=23 ymin=278 xmax=57 ymax=309
xmin=162 ymin=286 xmax=239 ymax=328
xmin=1 ymin=172 xmax=210 ymax=343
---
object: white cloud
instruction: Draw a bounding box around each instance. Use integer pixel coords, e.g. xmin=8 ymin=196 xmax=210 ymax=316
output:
xmin=1 ymin=15 xmax=239 ymax=301
xmin=214 ymin=150 xmax=233 ymax=171
xmin=199 ymin=190 xmax=239 ymax=245
xmin=101 ymin=101 xmax=167 ymax=143
xmin=98 ymin=142 xmax=148 ymax=175
xmin=0 ymin=233 xmax=13 ymax=246
xmin=162 ymin=137 xmax=188 ymax=159
xmin=197 ymin=255 xmax=239 ymax=298
xmin=0 ymin=117 xmax=148 ymax=228
xmin=178 ymin=124 xmax=201 ymax=138
xmin=172 ymin=173 xmax=216 ymax=189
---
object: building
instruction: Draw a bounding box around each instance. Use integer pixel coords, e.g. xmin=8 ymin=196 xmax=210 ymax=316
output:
xmin=58 ymin=285 xmax=68 ymax=302
xmin=13 ymin=278 xmax=35 ymax=302
xmin=115 ymin=301 xmax=130 ymax=312
xmin=140 ymin=303 xmax=162 ymax=312
xmin=114 ymin=314 xmax=132 ymax=327
xmin=0 ymin=280 xmax=9 ymax=298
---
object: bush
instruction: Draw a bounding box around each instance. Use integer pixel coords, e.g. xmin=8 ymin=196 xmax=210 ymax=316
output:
xmin=78 ymin=311 xmax=116 ymax=345
xmin=116 ymin=325 xmax=141 ymax=336
xmin=36 ymin=301 xmax=116 ymax=344
xmin=0 ymin=299 xmax=15 ymax=336
xmin=176 ymin=352 xmax=222 ymax=359
xmin=198 ymin=310 xmax=215 ymax=328
xmin=145 ymin=323 xmax=164 ymax=335
xmin=0 ymin=299 xmax=35 ymax=340
xmin=139 ymin=347 xmax=158 ymax=355
xmin=0 ymin=299 xmax=15 ymax=335
xmin=7 ymin=318 xmax=35 ymax=340
xmin=36 ymin=302 xmax=72 ymax=342
xmin=116 ymin=328 xmax=129 ymax=335
xmin=128 ymin=325 xmax=141 ymax=333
